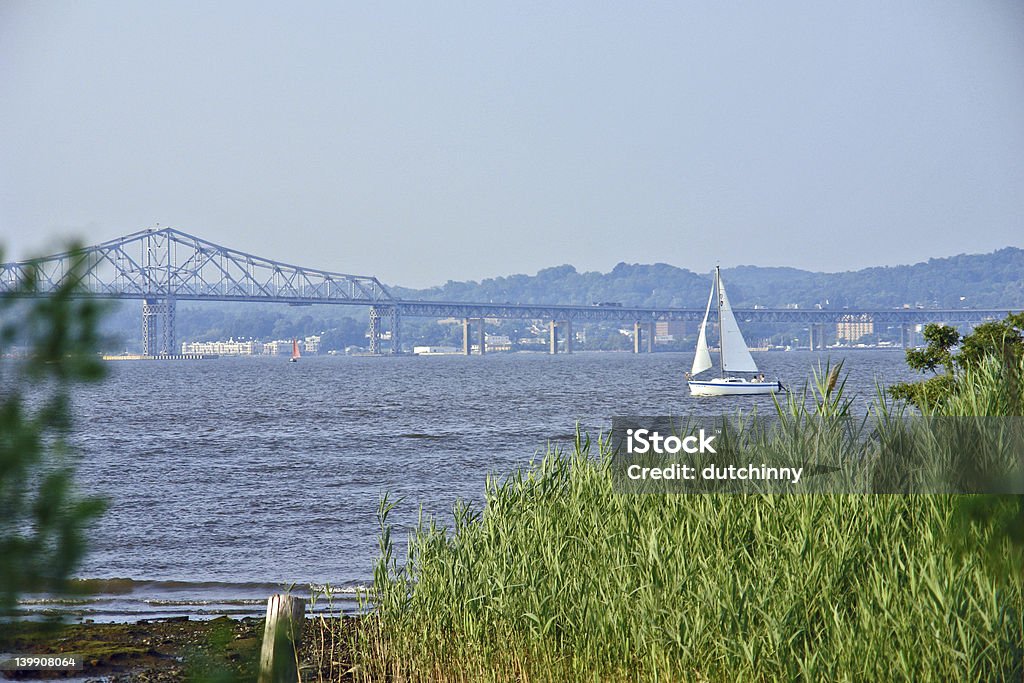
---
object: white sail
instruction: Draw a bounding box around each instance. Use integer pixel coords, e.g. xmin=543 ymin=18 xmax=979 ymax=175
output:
xmin=717 ymin=272 xmax=759 ymax=373
xmin=690 ymin=281 xmax=715 ymax=376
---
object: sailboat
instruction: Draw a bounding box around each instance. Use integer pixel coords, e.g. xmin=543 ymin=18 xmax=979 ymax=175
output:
xmin=289 ymin=338 xmax=301 ymax=363
xmin=688 ymin=266 xmax=781 ymax=396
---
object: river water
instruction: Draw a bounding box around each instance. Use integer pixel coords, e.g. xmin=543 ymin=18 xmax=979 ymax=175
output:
xmin=24 ymin=350 xmax=918 ymax=621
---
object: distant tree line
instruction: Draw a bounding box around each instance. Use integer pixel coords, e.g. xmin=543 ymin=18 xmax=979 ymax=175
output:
xmin=393 ymin=247 xmax=1024 ymax=310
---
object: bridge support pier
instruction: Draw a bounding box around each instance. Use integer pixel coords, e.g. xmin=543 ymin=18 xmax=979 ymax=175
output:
xmin=369 ymin=307 xmax=381 ymax=354
xmin=142 ymin=297 xmax=175 ymax=356
xmin=369 ymin=306 xmax=402 ymax=355
xmin=809 ymin=323 xmax=827 ymax=351
xmin=633 ymin=322 xmax=654 ymax=353
xmin=547 ymin=321 xmax=573 ymax=354
xmin=389 ymin=307 xmax=401 ymax=354
xmin=143 ymin=303 xmax=157 ymax=356
xmin=462 ymin=318 xmax=486 ymax=355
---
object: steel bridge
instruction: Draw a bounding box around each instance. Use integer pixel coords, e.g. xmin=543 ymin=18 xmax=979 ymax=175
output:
xmin=1 ymin=227 xmax=1017 ymax=355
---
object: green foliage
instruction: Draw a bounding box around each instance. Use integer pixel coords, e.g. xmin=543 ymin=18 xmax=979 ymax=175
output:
xmin=904 ymin=323 xmax=960 ymax=373
xmin=0 ymin=245 xmax=107 ymax=619
xmin=959 ymin=312 xmax=1024 ymax=370
xmin=341 ymin=368 xmax=1024 ymax=681
xmin=890 ymin=313 xmax=1024 ymax=411
xmin=931 ymin=354 xmax=1024 ymax=578
xmin=357 ymin=464 xmax=1021 ymax=680
xmin=888 ymin=373 xmax=956 ymax=407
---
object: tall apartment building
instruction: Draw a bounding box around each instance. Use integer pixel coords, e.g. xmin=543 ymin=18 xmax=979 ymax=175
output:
xmin=836 ymin=314 xmax=874 ymax=343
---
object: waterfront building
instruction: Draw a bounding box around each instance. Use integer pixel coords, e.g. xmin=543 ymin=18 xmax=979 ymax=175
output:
xmin=484 ymin=334 xmax=513 ymax=351
xmin=182 ymin=335 xmax=321 ymax=356
xmin=413 ymin=345 xmax=461 ymax=355
xmin=836 ymin=314 xmax=874 ymax=343
xmin=181 ymin=338 xmax=263 ymax=355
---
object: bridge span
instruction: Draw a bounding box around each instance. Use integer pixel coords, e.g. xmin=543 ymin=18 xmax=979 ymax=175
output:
xmin=1 ymin=227 xmax=1016 ymax=355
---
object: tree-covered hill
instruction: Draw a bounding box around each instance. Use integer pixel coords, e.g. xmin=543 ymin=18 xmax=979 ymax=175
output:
xmin=392 ymin=247 xmax=1024 ymax=310
xmin=391 ymin=263 xmax=710 ymax=308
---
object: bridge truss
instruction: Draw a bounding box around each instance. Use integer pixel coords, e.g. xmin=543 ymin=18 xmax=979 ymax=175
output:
xmin=0 ymin=227 xmax=393 ymax=355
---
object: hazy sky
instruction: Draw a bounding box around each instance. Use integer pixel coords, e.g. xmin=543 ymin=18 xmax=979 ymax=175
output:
xmin=2 ymin=1 xmax=1022 ymax=287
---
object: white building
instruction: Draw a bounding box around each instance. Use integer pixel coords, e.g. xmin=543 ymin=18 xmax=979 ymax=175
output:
xmin=413 ymin=345 xmax=461 ymax=355
xmin=182 ymin=335 xmax=322 ymax=356
xmin=181 ymin=338 xmax=263 ymax=355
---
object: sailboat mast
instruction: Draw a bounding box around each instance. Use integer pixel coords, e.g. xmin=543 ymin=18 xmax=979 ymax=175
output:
xmin=716 ymin=266 xmax=725 ymax=377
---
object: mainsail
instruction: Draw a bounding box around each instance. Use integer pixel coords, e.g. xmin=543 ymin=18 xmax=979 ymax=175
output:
xmin=717 ymin=273 xmax=758 ymax=373
xmin=690 ymin=267 xmax=759 ymax=377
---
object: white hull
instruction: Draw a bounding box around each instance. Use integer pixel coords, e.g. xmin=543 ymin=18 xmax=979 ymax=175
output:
xmin=688 ymin=378 xmax=781 ymax=396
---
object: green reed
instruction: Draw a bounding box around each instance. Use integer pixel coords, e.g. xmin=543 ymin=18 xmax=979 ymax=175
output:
xmin=327 ymin=357 xmax=1023 ymax=682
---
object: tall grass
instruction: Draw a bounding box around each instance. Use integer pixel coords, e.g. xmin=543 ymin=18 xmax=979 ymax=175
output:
xmin=922 ymin=353 xmax=1024 ymax=417
xmin=332 ymin=358 xmax=1023 ymax=682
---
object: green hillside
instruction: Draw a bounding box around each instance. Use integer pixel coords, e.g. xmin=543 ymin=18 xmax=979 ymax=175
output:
xmin=392 ymin=247 xmax=1024 ymax=309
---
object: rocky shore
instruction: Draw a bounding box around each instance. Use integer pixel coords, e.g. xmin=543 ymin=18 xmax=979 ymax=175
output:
xmin=2 ymin=615 xmax=356 ymax=682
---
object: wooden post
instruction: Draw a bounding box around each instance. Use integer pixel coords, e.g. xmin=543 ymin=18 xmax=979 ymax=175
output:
xmin=258 ymin=594 xmax=305 ymax=683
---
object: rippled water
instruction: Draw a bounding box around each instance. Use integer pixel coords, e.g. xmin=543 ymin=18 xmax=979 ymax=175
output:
xmin=34 ymin=350 xmax=918 ymax=620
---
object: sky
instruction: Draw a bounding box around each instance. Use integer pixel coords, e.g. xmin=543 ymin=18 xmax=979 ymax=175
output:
xmin=1 ymin=1 xmax=1022 ymax=288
